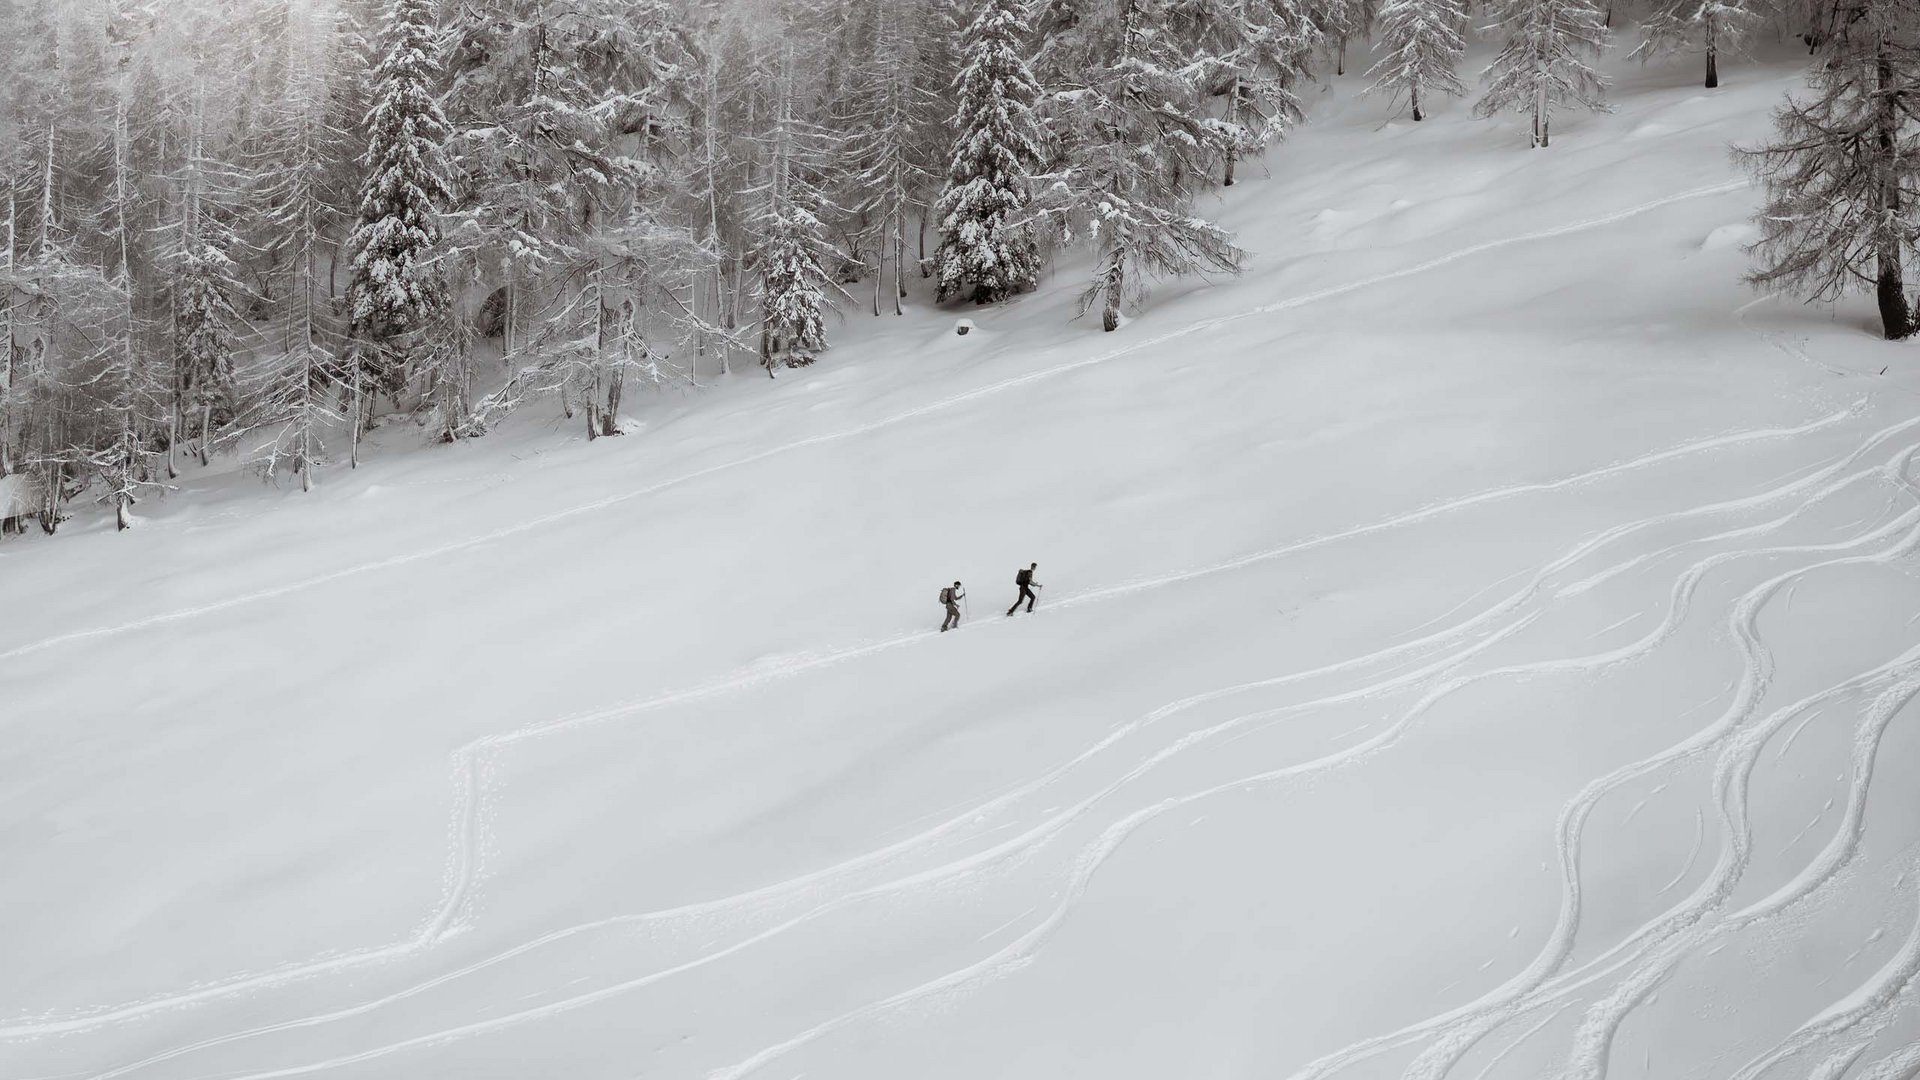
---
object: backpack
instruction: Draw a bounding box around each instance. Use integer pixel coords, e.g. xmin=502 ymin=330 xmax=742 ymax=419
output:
xmin=940 ymin=587 xmax=954 ymax=604
xmin=1015 ymin=568 xmax=1031 ymax=587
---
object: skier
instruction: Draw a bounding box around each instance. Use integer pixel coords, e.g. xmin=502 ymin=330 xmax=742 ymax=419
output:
xmin=940 ymin=581 xmax=966 ymax=632
xmin=1007 ymin=562 xmax=1041 ymax=616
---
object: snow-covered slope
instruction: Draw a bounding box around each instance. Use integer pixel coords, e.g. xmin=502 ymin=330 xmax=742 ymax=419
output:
xmin=5 ymin=46 xmax=1920 ymax=1080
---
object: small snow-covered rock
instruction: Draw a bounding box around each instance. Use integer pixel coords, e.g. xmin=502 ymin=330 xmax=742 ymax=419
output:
xmin=1700 ymin=223 xmax=1758 ymax=251
xmin=955 ymin=318 xmax=976 ymax=336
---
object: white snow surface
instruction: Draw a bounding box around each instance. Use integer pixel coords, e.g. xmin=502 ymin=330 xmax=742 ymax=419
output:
xmin=6 ymin=51 xmax=1920 ymax=1080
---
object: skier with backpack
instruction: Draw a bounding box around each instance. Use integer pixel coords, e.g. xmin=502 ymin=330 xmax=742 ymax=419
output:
xmin=940 ymin=581 xmax=966 ymax=632
xmin=1007 ymin=563 xmax=1041 ymax=616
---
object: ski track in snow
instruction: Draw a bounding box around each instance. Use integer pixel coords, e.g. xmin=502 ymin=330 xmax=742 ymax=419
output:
xmin=701 ymin=439 xmax=1920 ymax=1080
xmin=54 ymin=400 xmax=1920 ymax=1080
xmin=1282 ymin=446 xmax=1920 ymax=1080
xmin=11 ymin=179 xmax=1912 ymax=1080
xmin=0 ymin=180 xmax=1752 ymax=669
xmin=3 ymin=392 xmax=1868 ymax=1050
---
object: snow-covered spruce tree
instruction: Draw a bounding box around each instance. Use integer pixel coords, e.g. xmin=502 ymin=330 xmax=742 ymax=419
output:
xmin=167 ymin=98 xmax=247 ymax=472
xmin=750 ymin=42 xmax=845 ymax=370
xmin=1738 ymin=0 xmax=1920 ymax=339
xmin=345 ymin=0 xmax=454 ymax=456
xmin=931 ymin=0 xmax=1045 ymax=304
xmin=1474 ymin=0 xmax=1610 ymax=146
xmin=1034 ymin=0 xmax=1246 ymax=332
xmin=1366 ymin=0 xmax=1468 ymax=120
xmin=1633 ymin=0 xmax=1756 ymax=88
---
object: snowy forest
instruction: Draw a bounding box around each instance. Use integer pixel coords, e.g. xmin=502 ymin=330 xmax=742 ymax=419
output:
xmin=0 ymin=0 xmax=1895 ymax=534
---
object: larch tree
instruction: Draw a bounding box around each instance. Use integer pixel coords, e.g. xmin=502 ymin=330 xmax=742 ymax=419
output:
xmin=1366 ymin=0 xmax=1468 ymax=120
xmin=931 ymin=0 xmax=1046 ymax=304
xmin=1738 ymin=0 xmax=1920 ymax=339
xmin=846 ymin=4 xmax=935 ymax=316
xmin=1177 ymin=0 xmax=1320 ymax=185
xmin=1034 ymin=0 xmax=1245 ymax=332
xmin=244 ymin=0 xmax=362 ymax=487
xmin=1633 ymin=0 xmax=1757 ymax=88
xmin=1475 ymin=0 xmax=1610 ymax=146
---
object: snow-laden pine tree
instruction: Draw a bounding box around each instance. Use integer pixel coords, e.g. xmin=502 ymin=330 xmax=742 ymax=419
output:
xmin=168 ymin=86 xmax=247 ymax=470
xmin=1474 ymin=0 xmax=1610 ymax=146
xmin=1366 ymin=0 xmax=1467 ymax=120
xmin=1739 ymin=0 xmax=1920 ymax=339
xmin=751 ymin=42 xmax=844 ymax=369
xmin=1035 ymin=0 xmax=1245 ymax=332
xmin=1632 ymin=0 xmax=1755 ymax=88
xmin=345 ymin=0 xmax=454 ymax=442
xmin=931 ymin=0 xmax=1045 ymax=304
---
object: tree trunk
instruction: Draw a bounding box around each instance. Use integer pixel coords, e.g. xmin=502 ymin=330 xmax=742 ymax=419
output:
xmin=918 ymin=211 xmax=930 ymax=277
xmin=894 ymin=226 xmax=906 ymax=315
xmin=1411 ymin=83 xmax=1423 ymax=122
xmin=1876 ymin=45 xmax=1914 ymax=339
xmin=1101 ymin=255 xmax=1123 ymax=333
xmin=602 ymin=370 xmax=623 ymax=435
xmin=115 ymin=493 xmax=131 ymax=531
xmin=1533 ymin=72 xmax=1549 ymax=147
xmin=197 ymin=402 xmax=211 ymax=466
xmin=1705 ymin=19 xmax=1719 ymax=88
xmin=350 ymin=361 xmax=361 ymax=469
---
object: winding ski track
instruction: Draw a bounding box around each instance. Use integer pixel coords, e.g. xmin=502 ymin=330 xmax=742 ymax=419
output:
xmin=13 ymin=178 xmax=1915 ymax=1080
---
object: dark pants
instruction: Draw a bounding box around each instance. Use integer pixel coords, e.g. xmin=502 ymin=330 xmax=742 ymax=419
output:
xmin=1007 ymin=585 xmax=1036 ymax=615
xmin=942 ymin=603 xmax=961 ymax=631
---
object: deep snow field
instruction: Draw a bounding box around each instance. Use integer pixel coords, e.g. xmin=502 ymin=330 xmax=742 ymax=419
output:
xmin=6 ymin=41 xmax=1920 ymax=1080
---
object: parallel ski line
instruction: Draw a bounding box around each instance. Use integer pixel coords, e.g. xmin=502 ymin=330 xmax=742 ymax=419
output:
xmin=6 ymin=400 xmax=1873 ymax=1046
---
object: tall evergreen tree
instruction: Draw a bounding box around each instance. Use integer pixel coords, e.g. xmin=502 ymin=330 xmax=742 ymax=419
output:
xmin=932 ymin=0 xmax=1045 ymax=304
xmin=751 ymin=41 xmax=843 ymax=369
xmin=1475 ymin=0 xmax=1610 ymax=146
xmin=345 ymin=0 xmax=454 ymax=407
xmin=1738 ymin=0 xmax=1920 ymax=339
xmin=1366 ymin=0 xmax=1467 ymax=120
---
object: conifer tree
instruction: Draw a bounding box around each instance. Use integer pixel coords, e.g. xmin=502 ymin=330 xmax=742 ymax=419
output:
xmin=1035 ymin=0 xmax=1245 ymax=331
xmin=1739 ymin=0 xmax=1920 ymax=339
xmin=751 ymin=42 xmax=844 ymax=369
xmin=1633 ymin=0 xmax=1756 ymax=88
xmin=1475 ymin=0 xmax=1610 ymax=146
xmin=1366 ymin=0 xmax=1468 ymax=120
xmin=932 ymin=0 xmax=1046 ymax=304
xmin=345 ymin=0 xmax=454 ymax=438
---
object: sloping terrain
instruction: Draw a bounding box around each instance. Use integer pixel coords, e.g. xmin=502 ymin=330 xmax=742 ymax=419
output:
xmin=4 ymin=46 xmax=1919 ymax=1080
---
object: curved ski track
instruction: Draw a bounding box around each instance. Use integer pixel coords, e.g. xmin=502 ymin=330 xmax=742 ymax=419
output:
xmin=13 ymin=179 xmax=1908 ymax=1080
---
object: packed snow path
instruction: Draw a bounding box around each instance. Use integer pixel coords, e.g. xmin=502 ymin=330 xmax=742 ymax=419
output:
xmin=5 ymin=54 xmax=1919 ymax=1080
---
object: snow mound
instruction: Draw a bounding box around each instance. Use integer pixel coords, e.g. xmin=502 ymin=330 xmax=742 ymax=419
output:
xmin=1701 ymin=222 xmax=1759 ymax=251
